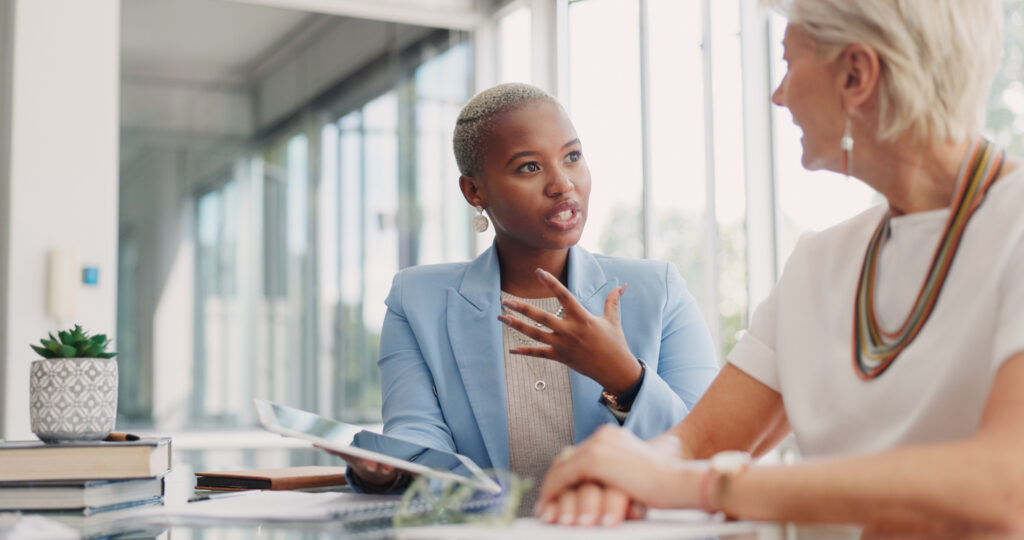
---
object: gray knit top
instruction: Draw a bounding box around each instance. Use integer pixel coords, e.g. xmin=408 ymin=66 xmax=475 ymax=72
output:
xmin=500 ymin=292 xmax=574 ymax=515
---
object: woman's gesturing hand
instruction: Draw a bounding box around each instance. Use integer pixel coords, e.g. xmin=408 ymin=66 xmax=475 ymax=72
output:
xmin=497 ymin=268 xmax=642 ymax=393
xmin=536 ymin=425 xmax=704 ymax=526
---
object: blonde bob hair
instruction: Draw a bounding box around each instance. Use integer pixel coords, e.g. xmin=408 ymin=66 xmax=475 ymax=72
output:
xmin=765 ymin=0 xmax=1003 ymax=144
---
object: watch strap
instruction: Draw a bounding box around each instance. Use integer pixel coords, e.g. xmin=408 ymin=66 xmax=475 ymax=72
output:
xmin=600 ymin=359 xmax=646 ymax=412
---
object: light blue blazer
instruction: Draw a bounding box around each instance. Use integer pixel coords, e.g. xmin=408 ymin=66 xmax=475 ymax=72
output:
xmin=376 ymin=245 xmax=719 ymax=472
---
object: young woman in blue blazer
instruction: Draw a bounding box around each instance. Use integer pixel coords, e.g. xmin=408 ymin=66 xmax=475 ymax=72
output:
xmin=341 ymin=83 xmax=719 ymax=508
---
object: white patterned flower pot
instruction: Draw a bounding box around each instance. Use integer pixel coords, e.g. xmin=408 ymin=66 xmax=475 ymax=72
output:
xmin=30 ymin=357 xmax=118 ymax=443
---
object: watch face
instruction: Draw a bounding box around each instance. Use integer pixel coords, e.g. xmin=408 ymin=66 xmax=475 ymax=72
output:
xmin=711 ymin=450 xmax=752 ymax=473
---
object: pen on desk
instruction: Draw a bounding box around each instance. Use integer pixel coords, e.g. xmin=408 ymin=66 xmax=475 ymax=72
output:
xmin=105 ymin=432 xmax=140 ymax=442
xmin=190 ymin=491 xmax=254 ymax=503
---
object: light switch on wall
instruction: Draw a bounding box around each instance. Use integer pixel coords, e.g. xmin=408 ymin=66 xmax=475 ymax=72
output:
xmin=47 ymin=248 xmax=78 ymax=321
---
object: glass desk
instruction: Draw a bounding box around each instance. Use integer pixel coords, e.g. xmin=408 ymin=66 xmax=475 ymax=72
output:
xmin=10 ymin=462 xmax=860 ymax=539
xmin=60 ymin=520 xmax=860 ymax=540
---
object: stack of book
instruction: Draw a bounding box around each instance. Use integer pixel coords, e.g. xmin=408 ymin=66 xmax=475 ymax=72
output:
xmin=0 ymin=437 xmax=171 ymax=536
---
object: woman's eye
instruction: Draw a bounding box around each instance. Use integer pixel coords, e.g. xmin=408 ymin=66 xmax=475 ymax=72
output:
xmin=517 ymin=162 xmax=541 ymax=173
xmin=565 ymin=150 xmax=582 ymax=163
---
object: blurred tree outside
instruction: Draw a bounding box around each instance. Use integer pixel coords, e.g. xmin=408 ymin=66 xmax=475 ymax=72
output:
xmin=598 ymin=203 xmax=747 ymax=362
xmin=987 ymin=0 xmax=1024 ymax=154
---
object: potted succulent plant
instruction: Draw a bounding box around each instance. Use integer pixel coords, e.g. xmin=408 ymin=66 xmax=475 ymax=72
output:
xmin=29 ymin=325 xmax=118 ymax=443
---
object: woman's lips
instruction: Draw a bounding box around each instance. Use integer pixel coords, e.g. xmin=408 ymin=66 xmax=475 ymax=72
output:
xmin=545 ymin=201 xmax=582 ymax=230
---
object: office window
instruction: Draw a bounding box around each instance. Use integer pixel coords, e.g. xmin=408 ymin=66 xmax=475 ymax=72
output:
xmin=987 ymin=0 xmax=1024 ymax=156
xmin=568 ymin=0 xmax=643 ymax=260
xmin=568 ymin=0 xmax=749 ymax=355
xmin=317 ymin=44 xmax=473 ymax=422
xmin=195 ymin=180 xmax=245 ymax=424
xmin=647 ymin=0 xmax=709 ymax=308
xmin=188 ymin=35 xmax=471 ymax=428
xmin=414 ymin=43 xmax=474 ymax=263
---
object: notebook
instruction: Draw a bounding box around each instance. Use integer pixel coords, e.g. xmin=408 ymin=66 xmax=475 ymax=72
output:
xmin=194 ymin=466 xmax=348 ymax=491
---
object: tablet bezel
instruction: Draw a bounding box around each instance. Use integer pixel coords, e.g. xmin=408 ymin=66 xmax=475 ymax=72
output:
xmin=253 ymin=399 xmax=502 ymax=494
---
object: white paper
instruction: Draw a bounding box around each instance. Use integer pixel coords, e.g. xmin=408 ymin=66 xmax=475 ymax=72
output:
xmin=396 ymin=510 xmax=774 ymax=540
xmin=135 ymin=491 xmax=400 ymax=522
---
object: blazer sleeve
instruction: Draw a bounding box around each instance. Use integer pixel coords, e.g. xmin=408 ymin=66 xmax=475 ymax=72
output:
xmin=347 ymin=271 xmax=457 ymax=492
xmin=621 ymin=262 xmax=719 ymax=439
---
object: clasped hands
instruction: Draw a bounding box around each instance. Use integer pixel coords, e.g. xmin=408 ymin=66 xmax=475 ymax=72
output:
xmin=497 ymin=268 xmax=641 ymax=394
xmin=535 ymin=426 xmax=706 ymax=526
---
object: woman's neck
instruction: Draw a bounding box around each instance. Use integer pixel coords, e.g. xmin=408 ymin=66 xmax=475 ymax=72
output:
xmin=852 ymin=137 xmax=972 ymax=216
xmin=495 ymin=241 xmax=570 ymax=299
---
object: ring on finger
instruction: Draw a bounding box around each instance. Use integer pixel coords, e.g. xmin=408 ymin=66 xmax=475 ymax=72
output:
xmin=558 ymin=445 xmax=575 ymax=463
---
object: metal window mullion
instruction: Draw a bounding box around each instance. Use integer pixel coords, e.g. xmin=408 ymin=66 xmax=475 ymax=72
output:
xmin=306 ymin=121 xmax=324 ymax=414
xmin=739 ymin=0 xmax=778 ymax=320
xmin=638 ymin=0 xmax=653 ymax=259
xmin=357 ymin=117 xmax=370 ymax=418
xmin=700 ymin=0 xmax=722 ymax=355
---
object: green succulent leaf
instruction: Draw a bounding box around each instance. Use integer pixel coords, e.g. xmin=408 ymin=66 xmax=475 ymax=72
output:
xmin=32 ymin=325 xmax=117 ymax=360
xmin=30 ymin=344 xmax=56 ymax=358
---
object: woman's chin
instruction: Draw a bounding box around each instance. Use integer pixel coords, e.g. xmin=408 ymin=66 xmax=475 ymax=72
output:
xmin=800 ymin=152 xmax=832 ymax=173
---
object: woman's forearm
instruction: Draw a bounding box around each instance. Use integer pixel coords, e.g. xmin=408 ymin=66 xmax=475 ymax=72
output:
xmin=662 ymin=364 xmax=789 ymax=460
xmin=725 ymin=438 xmax=1024 ymax=532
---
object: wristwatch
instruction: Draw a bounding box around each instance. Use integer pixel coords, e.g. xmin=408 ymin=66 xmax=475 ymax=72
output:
xmin=700 ymin=450 xmax=751 ymax=514
xmin=600 ymin=359 xmax=646 ymax=412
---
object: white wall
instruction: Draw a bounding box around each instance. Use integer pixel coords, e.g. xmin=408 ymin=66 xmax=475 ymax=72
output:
xmin=0 ymin=0 xmax=14 ymax=437
xmin=0 ymin=0 xmax=121 ymax=438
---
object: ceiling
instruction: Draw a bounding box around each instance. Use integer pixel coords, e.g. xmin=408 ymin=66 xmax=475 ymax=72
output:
xmin=118 ymin=0 xmax=478 ymax=172
xmin=121 ymin=0 xmax=318 ymax=86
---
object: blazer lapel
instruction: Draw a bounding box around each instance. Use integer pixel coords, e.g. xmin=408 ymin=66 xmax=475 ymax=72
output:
xmin=565 ymin=246 xmax=620 ymax=443
xmin=447 ymin=247 xmax=511 ymax=469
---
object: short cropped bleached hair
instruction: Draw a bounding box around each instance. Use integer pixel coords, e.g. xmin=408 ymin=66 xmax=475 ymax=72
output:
xmin=453 ymin=83 xmax=560 ymax=177
xmin=764 ymin=0 xmax=1003 ymax=144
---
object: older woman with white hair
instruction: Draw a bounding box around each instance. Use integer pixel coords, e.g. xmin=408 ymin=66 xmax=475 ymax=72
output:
xmin=520 ymin=0 xmax=1024 ymax=534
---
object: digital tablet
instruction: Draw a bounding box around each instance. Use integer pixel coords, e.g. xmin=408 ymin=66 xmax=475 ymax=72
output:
xmin=253 ymin=399 xmax=502 ymax=494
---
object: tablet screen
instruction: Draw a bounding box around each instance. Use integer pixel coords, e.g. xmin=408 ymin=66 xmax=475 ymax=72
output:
xmin=254 ymin=399 xmax=500 ymax=493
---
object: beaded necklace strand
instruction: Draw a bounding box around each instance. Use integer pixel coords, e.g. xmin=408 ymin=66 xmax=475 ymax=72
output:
xmin=852 ymin=138 xmax=1005 ymax=380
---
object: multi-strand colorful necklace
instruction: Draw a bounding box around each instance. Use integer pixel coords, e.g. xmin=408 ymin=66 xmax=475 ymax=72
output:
xmin=852 ymin=138 xmax=1005 ymax=380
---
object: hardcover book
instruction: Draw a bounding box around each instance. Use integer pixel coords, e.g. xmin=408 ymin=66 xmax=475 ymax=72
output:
xmin=0 ymin=438 xmax=171 ymax=482
xmin=35 ymin=496 xmax=165 ymax=535
xmin=0 ymin=475 xmax=165 ymax=510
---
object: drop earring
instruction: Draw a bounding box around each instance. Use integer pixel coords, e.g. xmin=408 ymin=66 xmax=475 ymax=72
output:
xmin=472 ymin=205 xmax=489 ymax=233
xmin=841 ymin=116 xmax=854 ymax=177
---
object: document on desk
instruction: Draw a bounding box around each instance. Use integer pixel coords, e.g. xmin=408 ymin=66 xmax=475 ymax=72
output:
xmin=396 ymin=509 xmax=771 ymax=539
xmin=136 ymin=491 xmax=401 ymax=522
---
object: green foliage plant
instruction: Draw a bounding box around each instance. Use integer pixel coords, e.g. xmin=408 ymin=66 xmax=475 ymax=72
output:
xmin=30 ymin=325 xmax=118 ymax=359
